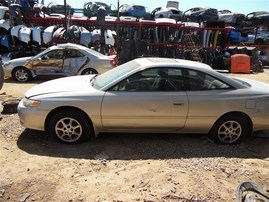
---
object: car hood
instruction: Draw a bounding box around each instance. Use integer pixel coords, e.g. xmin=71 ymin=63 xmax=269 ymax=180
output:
xmin=7 ymin=56 xmax=32 ymax=64
xmin=25 ymin=75 xmax=95 ymax=98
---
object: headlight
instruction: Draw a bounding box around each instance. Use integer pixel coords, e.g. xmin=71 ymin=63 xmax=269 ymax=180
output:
xmin=3 ymin=62 xmax=11 ymax=66
xmin=22 ymin=97 xmax=41 ymax=107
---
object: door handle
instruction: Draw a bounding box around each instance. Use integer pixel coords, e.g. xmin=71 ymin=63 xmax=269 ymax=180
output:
xmin=173 ymin=102 xmax=184 ymax=106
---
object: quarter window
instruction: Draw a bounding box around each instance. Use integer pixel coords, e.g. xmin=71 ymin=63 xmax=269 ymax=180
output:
xmin=185 ymin=69 xmax=230 ymax=90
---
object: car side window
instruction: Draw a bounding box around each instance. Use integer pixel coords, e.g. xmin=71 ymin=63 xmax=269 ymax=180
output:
xmin=42 ymin=50 xmax=64 ymax=60
xmin=185 ymin=69 xmax=230 ymax=90
xmin=65 ymin=49 xmax=84 ymax=58
xmin=111 ymin=67 xmax=185 ymax=91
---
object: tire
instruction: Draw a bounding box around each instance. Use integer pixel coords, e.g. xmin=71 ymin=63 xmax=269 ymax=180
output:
xmin=81 ymin=68 xmax=98 ymax=75
xmin=209 ymin=115 xmax=247 ymax=144
xmin=48 ymin=109 xmax=93 ymax=144
xmin=12 ymin=67 xmax=32 ymax=82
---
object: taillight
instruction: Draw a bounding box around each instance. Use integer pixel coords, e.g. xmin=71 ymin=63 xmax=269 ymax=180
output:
xmin=110 ymin=56 xmax=118 ymax=67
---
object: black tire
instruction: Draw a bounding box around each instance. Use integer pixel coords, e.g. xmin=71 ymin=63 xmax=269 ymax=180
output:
xmin=81 ymin=68 xmax=98 ymax=75
xmin=12 ymin=67 xmax=32 ymax=82
xmin=209 ymin=115 xmax=247 ymax=144
xmin=48 ymin=109 xmax=93 ymax=144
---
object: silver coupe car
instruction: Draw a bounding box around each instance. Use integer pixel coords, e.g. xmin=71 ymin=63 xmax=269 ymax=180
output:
xmin=3 ymin=43 xmax=116 ymax=82
xmin=18 ymin=58 xmax=269 ymax=144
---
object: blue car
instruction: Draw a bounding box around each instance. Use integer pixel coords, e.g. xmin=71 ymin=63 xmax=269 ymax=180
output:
xmin=229 ymin=29 xmax=248 ymax=44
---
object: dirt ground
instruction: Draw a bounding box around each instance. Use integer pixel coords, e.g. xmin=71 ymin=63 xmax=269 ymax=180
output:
xmin=0 ymin=70 xmax=269 ymax=202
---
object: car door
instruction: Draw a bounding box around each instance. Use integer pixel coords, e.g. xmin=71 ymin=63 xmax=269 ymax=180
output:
xmin=183 ymin=69 xmax=232 ymax=133
xmin=62 ymin=49 xmax=88 ymax=76
xmin=101 ymin=67 xmax=189 ymax=131
xmin=32 ymin=49 xmax=64 ymax=75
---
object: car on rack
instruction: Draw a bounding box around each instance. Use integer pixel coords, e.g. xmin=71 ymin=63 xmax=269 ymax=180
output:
xmin=119 ymin=4 xmax=150 ymax=19
xmin=17 ymin=57 xmax=269 ymax=144
xmin=83 ymin=1 xmax=117 ymax=18
xmin=151 ymin=6 xmax=182 ymax=21
xmin=218 ymin=10 xmax=245 ymax=24
xmin=246 ymin=29 xmax=269 ymax=45
xmin=246 ymin=11 xmax=269 ymax=25
xmin=182 ymin=7 xmax=219 ymax=23
xmin=46 ymin=2 xmax=75 ymax=16
xmin=229 ymin=28 xmax=249 ymax=44
xmin=2 ymin=43 xmax=116 ymax=82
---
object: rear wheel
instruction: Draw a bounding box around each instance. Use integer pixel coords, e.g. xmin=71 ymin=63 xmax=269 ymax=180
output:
xmin=209 ymin=115 xmax=247 ymax=144
xmin=48 ymin=109 xmax=93 ymax=143
xmin=81 ymin=68 xmax=98 ymax=75
xmin=12 ymin=67 xmax=32 ymax=82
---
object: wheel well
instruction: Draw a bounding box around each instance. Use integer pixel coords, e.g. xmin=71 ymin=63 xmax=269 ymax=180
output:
xmin=211 ymin=112 xmax=253 ymax=135
xmin=80 ymin=67 xmax=98 ymax=75
xmin=45 ymin=106 xmax=95 ymax=135
xmin=12 ymin=66 xmax=31 ymax=77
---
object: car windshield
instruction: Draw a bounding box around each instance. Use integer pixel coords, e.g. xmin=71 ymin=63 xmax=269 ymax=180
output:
xmin=93 ymin=60 xmax=141 ymax=89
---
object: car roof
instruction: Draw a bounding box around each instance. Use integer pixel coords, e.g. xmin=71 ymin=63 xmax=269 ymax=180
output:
xmin=56 ymin=43 xmax=88 ymax=50
xmin=134 ymin=57 xmax=212 ymax=70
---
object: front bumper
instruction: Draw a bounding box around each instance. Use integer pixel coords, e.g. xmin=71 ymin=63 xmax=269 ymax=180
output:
xmin=18 ymin=100 xmax=47 ymax=131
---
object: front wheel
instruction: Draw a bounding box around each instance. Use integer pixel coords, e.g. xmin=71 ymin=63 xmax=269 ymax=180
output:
xmin=12 ymin=67 xmax=32 ymax=82
xmin=209 ymin=115 xmax=247 ymax=144
xmin=81 ymin=68 xmax=98 ymax=75
xmin=48 ymin=109 xmax=93 ymax=143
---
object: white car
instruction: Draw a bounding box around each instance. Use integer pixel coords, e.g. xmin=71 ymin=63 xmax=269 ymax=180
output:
xmin=18 ymin=57 xmax=269 ymax=144
xmin=3 ymin=43 xmax=116 ymax=82
xmin=152 ymin=7 xmax=182 ymax=21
